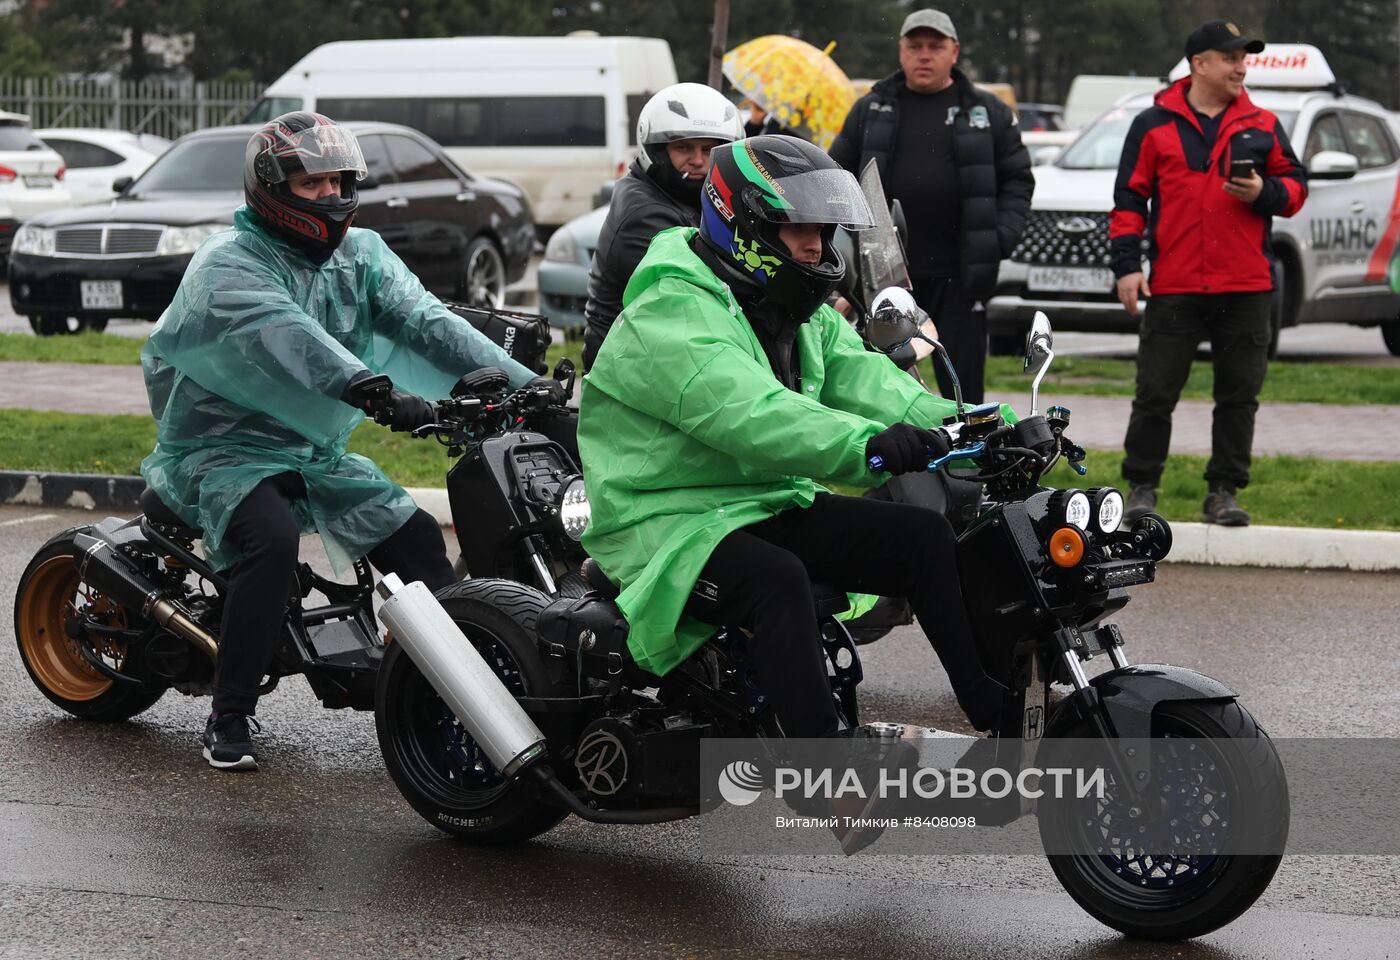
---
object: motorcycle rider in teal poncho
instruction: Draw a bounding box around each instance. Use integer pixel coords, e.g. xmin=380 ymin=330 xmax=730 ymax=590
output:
xmin=140 ymin=113 xmax=564 ymax=771
xmin=579 ymin=136 xmax=1006 ymax=739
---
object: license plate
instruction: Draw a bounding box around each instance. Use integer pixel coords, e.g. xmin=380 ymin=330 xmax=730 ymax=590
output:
xmin=1027 ymin=266 xmax=1114 ymax=293
xmin=80 ymin=280 xmax=123 ymax=310
xmin=23 ymin=175 xmax=55 ymax=188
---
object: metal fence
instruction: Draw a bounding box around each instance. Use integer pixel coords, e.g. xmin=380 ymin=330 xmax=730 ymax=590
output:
xmin=0 ymin=77 xmax=266 ymax=139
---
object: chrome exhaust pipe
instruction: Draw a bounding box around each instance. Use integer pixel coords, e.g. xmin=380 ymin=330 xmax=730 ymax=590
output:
xmin=375 ymin=574 xmax=547 ymax=779
xmin=73 ymin=532 xmax=219 ymax=664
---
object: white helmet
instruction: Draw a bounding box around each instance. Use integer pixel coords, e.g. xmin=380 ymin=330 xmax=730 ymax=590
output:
xmin=635 ymin=82 xmax=744 ymax=177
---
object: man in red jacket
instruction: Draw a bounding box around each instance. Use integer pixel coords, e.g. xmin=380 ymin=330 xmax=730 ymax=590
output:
xmin=1111 ymin=20 xmax=1306 ymax=526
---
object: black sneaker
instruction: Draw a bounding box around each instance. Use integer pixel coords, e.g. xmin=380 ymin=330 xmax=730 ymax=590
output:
xmin=202 ymin=712 xmax=260 ymax=771
xmin=1124 ymin=484 xmax=1157 ymax=522
xmin=1203 ymin=488 xmax=1250 ymax=526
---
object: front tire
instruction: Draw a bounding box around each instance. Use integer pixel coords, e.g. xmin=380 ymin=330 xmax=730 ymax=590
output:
xmin=374 ymin=578 xmax=567 ymax=844
xmin=14 ymin=527 xmax=168 ymax=720
xmin=1039 ymin=699 xmax=1287 ymax=940
xmin=460 ymin=236 xmax=506 ymax=310
xmin=28 ymin=315 xmax=77 ymax=336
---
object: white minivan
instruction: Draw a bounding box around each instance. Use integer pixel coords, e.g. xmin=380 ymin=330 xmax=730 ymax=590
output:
xmin=246 ymin=34 xmax=677 ymax=227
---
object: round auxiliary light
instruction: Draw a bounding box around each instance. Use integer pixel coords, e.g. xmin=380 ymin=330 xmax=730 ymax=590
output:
xmin=557 ymin=477 xmax=591 ymax=541
xmin=1049 ymin=526 xmax=1086 ymax=568
xmin=1091 ymin=487 xmax=1125 ymax=534
xmin=1063 ymin=491 xmax=1091 ymax=531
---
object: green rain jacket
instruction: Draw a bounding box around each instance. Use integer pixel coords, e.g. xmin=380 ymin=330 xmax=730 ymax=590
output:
xmin=141 ymin=206 xmax=535 ymax=574
xmin=580 ymin=226 xmax=1014 ymax=677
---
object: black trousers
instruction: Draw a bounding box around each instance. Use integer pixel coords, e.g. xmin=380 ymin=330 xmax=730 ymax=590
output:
xmin=1122 ymin=292 xmax=1271 ymax=491
xmin=911 ymin=274 xmax=987 ymax=405
xmin=682 ymin=493 xmax=1002 ymax=737
xmin=212 ymin=473 xmax=455 ymax=715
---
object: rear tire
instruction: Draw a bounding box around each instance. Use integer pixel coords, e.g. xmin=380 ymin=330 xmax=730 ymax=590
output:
xmin=1382 ymin=321 xmax=1400 ymax=357
xmin=81 ymin=317 xmax=109 ymax=333
xmin=374 ymin=578 xmax=567 ymax=844
xmin=1039 ymin=699 xmax=1287 ymax=940
xmin=13 ymin=527 xmax=168 ymax=720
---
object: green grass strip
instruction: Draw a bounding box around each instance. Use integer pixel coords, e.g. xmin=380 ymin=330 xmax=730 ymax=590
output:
xmin=2 ymin=408 xmax=1397 ymax=531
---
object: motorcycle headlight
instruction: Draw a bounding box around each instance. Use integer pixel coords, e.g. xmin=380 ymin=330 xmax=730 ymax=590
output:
xmin=1063 ymin=490 xmax=1091 ymax=531
xmin=11 ymin=224 xmax=55 ymax=257
xmin=156 ymin=223 xmax=226 ymax=256
xmin=543 ymin=227 xmax=579 ymax=263
xmin=1090 ymin=487 xmax=1124 ymax=535
xmin=557 ymin=476 xmax=590 ymax=541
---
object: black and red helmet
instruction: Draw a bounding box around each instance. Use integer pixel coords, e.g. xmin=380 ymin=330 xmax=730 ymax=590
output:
xmin=244 ymin=112 xmax=367 ymax=263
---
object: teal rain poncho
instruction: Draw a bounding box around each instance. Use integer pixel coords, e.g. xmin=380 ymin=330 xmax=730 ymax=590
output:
xmin=141 ymin=206 xmax=535 ymax=573
xmin=579 ymin=227 xmax=1016 ymax=676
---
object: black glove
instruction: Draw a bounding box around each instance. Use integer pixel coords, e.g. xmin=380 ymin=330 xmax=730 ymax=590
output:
xmin=377 ymin=389 xmax=435 ymax=433
xmin=865 ymin=423 xmax=951 ymax=475
xmin=525 ymin=375 xmax=569 ymax=406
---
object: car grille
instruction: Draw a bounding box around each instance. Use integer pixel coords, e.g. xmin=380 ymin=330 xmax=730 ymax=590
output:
xmin=54 ymin=226 xmax=164 ymax=257
xmin=1010 ymin=211 xmax=1113 ymax=267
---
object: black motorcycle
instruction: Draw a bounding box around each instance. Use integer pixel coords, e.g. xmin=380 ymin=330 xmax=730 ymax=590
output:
xmin=11 ymin=367 xmax=586 ymax=722
xmin=371 ymin=311 xmax=1288 ymax=941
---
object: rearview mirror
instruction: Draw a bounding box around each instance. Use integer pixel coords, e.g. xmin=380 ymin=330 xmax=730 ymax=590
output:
xmin=111 ymin=175 xmax=133 ymax=194
xmin=1026 ymin=312 xmax=1053 ymax=362
xmin=865 ymin=286 xmax=922 ymax=353
xmin=1307 ymin=150 xmax=1359 ymax=180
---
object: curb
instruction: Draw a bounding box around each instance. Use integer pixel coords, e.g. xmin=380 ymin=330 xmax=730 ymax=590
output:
xmin=4 ymin=470 xmax=1398 ymax=574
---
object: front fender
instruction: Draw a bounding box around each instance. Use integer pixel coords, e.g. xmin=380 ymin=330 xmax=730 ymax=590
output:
xmin=1049 ymin=663 xmax=1236 ymax=741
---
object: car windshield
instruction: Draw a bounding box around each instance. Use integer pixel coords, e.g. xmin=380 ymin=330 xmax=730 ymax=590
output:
xmin=0 ymin=124 xmax=46 ymax=151
xmin=129 ymin=134 xmax=246 ymax=193
xmin=1058 ymin=105 xmax=1298 ymax=169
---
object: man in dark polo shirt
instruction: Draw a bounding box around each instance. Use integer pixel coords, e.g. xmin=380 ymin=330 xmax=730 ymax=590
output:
xmin=830 ymin=8 xmax=1032 ymax=404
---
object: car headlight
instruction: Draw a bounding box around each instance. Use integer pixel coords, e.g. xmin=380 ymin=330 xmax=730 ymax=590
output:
xmin=543 ymin=227 xmax=579 ymax=263
xmin=11 ymin=224 xmax=55 ymax=257
xmin=557 ymin=476 xmax=591 ymax=541
xmin=156 ymin=223 xmax=226 ymax=256
xmin=1089 ymin=487 xmax=1124 ymax=534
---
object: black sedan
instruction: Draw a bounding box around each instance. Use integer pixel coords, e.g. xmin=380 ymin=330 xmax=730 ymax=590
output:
xmin=7 ymin=122 xmax=535 ymax=335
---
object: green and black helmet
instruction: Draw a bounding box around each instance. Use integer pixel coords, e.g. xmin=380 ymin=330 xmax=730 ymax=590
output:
xmin=699 ymin=135 xmax=874 ymax=317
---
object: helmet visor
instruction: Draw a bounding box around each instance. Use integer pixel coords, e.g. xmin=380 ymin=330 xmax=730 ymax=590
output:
xmin=746 ymin=167 xmax=875 ymax=230
xmin=261 ymin=122 xmax=368 ymax=183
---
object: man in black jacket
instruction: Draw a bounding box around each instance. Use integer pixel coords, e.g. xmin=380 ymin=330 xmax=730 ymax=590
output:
xmin=830 ymin=8 xmax=1033 ymax=403
xmin=582 ymin=82 xmax=743 ymax=371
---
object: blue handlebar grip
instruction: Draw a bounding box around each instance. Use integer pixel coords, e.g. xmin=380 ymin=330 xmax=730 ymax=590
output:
xmin=1071 ymin=461 xmax=1088 ymax=476
xmin=868 ymin=455 xmax=886 ymax=472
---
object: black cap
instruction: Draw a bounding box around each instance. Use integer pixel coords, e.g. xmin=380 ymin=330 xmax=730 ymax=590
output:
xmin=1185 ymin=20 xmax=1265 ymax=58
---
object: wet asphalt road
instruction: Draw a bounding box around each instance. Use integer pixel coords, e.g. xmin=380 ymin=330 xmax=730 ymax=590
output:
xmin=2 ymin=504 xmax=1398 ymax=960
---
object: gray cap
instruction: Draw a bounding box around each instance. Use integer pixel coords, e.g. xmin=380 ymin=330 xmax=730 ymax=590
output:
xmin=900 ymin=9 xmax=958 ymax=41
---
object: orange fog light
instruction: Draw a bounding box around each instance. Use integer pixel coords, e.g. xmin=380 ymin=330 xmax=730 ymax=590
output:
xmin=1049 ymin=526 xmax=1086 ymax=567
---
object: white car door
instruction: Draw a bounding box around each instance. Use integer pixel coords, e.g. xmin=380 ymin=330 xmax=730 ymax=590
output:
xmin=1298 ymin=109 xmax=1365 ymax=297
xmin=1336 ymin=109 xmax=1400 ymax=288
xmin=39 ymin=137 xmax=129 ymax=205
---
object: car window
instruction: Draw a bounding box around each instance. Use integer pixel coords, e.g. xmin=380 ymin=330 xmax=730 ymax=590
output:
xmin=42 ymin=139 xmax=124 ymax=169
xmin=1340 ymin=112 xmax=1397 ymax=169
xmin=320 ymin=96 xmax=606 ymax=147
xmin=130 ymin=135 xmax=246 ymax=193
xmin=0 ymin=124 xmax=46 ymax=151
xmin=627 ymin=93 xmax=650 ymax=145
xmin=1058 ymin=106 xmax=1145 ymax=169
xmin=358 ymin=134 xmax=398 ymax=186
xmin=385 ymin=135 xmax=453 ymax=183
xmin=1304 ymin=113 xmax=1347 ymax=163
xmin=243 ymin=97 xmax=305 ymax=124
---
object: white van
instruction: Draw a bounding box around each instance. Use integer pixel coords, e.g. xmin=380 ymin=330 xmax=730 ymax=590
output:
xmin=1061 ymin=75 xmax=1166 ymax=130
xmin=247 ymin=35 xmax=678 ymax=227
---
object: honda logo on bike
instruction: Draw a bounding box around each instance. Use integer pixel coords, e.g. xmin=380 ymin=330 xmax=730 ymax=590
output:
xmin=1056 ymin=217 xmax=1097 ymax=235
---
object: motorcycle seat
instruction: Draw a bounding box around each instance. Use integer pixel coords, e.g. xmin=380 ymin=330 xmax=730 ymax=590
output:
xmin=581 ymin=558 xmax=848 ymax=618
xmin=139 ymin=487 xmax=202 ymax=539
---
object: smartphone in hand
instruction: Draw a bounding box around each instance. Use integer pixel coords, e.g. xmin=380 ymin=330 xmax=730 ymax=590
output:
xmin=1229 ymin=158 xmax=1256 ymax=181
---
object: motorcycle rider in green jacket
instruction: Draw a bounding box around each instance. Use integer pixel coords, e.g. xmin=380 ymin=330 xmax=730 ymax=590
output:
xmin=578 ymin=136 xmax=1004 ymax=738
xmin=141 ymin=112 xmax=563 ymax=771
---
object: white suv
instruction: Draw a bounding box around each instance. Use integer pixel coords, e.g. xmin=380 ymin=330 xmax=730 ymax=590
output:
xmin=988 ymin=45 xmax=1400 ymax=356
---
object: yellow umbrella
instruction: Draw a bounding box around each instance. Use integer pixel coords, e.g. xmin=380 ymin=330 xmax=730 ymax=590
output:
xmin=722 ymin=35 xmax=856 ymax=151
